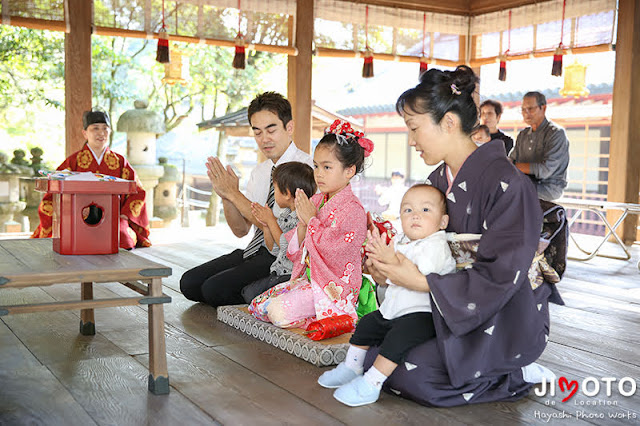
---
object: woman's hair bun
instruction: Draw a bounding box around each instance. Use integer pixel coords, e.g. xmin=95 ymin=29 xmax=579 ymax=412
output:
xmin=449 ymin=65 xmax=478 ymax=95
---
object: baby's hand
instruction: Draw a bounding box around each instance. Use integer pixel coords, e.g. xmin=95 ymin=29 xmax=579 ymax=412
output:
xmin=365 ymin=229 xmax=397 ymax=264
xmin=251 ymin=202 xmax=274 ymax=227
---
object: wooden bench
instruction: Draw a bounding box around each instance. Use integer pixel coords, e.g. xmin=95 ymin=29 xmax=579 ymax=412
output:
xmin=0 ymin=238 xmax=173 ymax=394
xmin=556 ymin=197 xmax=640 ymax=266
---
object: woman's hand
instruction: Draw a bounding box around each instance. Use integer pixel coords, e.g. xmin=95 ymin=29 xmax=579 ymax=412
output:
xmin=372 ymin=252 xmax=429 ymax=292
xmin=365 ymin=257 xmax=388 ymax=287
xmin=295 ymin=189 xmax=317 ymax=225
xmin=251 ymin=202 xmax=275 ymax=228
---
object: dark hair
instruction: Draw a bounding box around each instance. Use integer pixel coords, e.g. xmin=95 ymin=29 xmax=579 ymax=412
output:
xmin=316 ymin=133 xmax=365 ymax=174
xmin=396 ymin=65 xmax=480 ymax=135
xmin=479 ymin=99 xmax=503 ymax=116
xmin=272 ymin=162 xmax=317 ymax=199
xmin=247 ymin=92 xmax=292 ymax=128
xmin=405 ymin=183 xmax=448 ymax=214
xmin=475 ymin=124 xmax=491 ymax=138
xmin=524 ymin=91 xmax=547 ymax=107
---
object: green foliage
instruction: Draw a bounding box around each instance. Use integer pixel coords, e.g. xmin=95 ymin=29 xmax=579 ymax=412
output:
xmin=0 ymin=26 xmax=64 ymax=110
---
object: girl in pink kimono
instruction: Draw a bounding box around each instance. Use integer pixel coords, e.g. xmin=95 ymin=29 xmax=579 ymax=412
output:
xmin=249 ymin=120 xmax=374 ymax=328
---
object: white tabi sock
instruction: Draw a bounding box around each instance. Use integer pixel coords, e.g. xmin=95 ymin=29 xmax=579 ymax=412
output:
xmin=521 ymin=362 xmax=556 ymax=384
xmin=344 ymin=346 xmax=367 ymax=373
xmin=363 ymin=366 xmax=387 ymax=390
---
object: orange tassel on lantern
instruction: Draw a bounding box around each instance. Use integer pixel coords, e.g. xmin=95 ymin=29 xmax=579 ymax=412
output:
xmin=305 ymin=315 xmax=355 ymax=341
xmin=233 ymin=33 xmax=246 ymax=70
xmin=552 ymin=46 xmax=563 ymax=77
xmin=419 ymin=56 xmax=428 ymax=77
xmin=156 ymin=27 xmax=170 ymax=64
xmin=362 ymin=48 xmax=374 ymax=78
xmin=498 ymin=58 xmax=507 ymax=81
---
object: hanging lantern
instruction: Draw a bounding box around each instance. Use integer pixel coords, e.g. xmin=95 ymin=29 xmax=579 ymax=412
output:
xmin=559 ymin=59 xmax=590 ymax=98
xmin=552 ymin=0 xmax=567 ymax=77
xmin=162 ymin=44 xmax=189 ymax=86
xmin=155 ymin=0 xmax=170 ymax=63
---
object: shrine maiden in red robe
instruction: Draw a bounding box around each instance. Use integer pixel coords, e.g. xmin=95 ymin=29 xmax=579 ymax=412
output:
xmin=32 ymin=143 xmax=151 ymax=249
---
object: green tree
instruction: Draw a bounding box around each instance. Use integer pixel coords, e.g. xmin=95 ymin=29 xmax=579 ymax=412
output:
xmin=0 ymin=26 xmax=64 ymax=111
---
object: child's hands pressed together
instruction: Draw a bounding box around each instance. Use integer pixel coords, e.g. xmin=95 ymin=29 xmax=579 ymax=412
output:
xmin=251 ymin=202 xmax=275 ymax=227
xmin=295 ymin=188 xmax=317 ymax=225
xmin=365 ymin=228 xmax=397 ymax=265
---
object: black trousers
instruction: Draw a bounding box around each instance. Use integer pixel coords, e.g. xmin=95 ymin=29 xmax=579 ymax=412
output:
xmin=180 ymin=247 xmax=275 ymax=307
xmin=350 ymin=310 xmax=435 ymax=364
xmin=241 ymin=272 xmax=291 ymax=304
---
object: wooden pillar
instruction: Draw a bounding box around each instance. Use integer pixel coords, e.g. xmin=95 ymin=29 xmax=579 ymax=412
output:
xmin=287 ymin=15 xmax=297 ymax=118
xmin=293 ymin=0 xmax=313 ymax=154
xmin=607 ymin=0 xmax=640 ymax=243
xmin=64 ymin=0 xmax=93 ymax=156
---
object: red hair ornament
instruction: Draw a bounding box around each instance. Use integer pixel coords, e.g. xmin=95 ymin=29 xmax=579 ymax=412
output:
xmin=325 ymin=119 xmax=374 ymax=157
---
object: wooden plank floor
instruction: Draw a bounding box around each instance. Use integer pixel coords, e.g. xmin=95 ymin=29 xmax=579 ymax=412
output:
xmin=1 ymin=227 xmax=639 ymax=425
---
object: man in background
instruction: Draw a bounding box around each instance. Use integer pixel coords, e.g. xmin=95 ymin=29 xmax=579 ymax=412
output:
xmin=509 ymin=91 xmax=570 ymax=201
xmin=480 ymin=99 xmax=514 ymax=155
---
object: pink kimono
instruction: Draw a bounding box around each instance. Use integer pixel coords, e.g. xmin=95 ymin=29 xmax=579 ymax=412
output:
xmin=249 ymin=184 xmax=367 ymax=328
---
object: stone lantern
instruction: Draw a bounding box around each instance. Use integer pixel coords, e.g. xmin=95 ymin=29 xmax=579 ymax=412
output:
xmin=19 ymin=147 xmax=49 ymax=231
xmin=0 ymin=152 xmax=27 ymax=232
xmin=117 ymin=100 xmax=165 ymax=225
xmin=154 ymin=157 xmax=180 ymax=227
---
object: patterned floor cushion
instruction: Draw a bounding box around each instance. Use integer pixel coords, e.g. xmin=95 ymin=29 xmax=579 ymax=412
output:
xmin=217 ymin=305 xmax=351 ymax=367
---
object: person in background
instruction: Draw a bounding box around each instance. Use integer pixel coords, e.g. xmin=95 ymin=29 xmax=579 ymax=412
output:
xmin=180 ymin=92 xmax=313 ymax=307
xmin=509 ymin=91 xmax=570 ymax=201
xmin=241 ymin=161 xmax=317 ymax=303
xmin=471 ymin=125 xmax=492 ymax=146
xmin=31 ymin=109 xmax=151 ymax=249
xmin=375 ymin=170 xmax=408 ymax=221
xmin=480 ymin=99 xmax=514 ymax=155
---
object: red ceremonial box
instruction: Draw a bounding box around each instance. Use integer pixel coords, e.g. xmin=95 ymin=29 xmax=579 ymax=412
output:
xmin=35 ymin=178 xmax=138 ymax=255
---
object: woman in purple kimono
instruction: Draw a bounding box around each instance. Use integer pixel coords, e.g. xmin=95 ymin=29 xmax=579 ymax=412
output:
xmin=363 ymin=66 xmax=555 ymax=407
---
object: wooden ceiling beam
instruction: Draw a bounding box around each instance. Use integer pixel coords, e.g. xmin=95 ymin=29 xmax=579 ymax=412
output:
xmin=341 ymin=0 xmax=555 ymax=16
xmin=344 ymin=0 xmax=470 ymax=16
xmin=469 ymin=0 xmax=554 ymax=15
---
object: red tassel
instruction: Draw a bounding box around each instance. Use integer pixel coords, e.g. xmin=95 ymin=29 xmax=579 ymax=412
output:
xmin=304 ymin=315 xmax=355 ymax=341
xmin=233 ymin=34 xmax=246 ymax=70
xmin=362 ymin=49 xmax=374 ymax=78
xmin=551 ymin=47 xmax=563 ymax=76
xmin=498 ymin=60 xmax=507 ymax=81
xmin=156 ymin=28 xmax=170 ymax=64
xmin=419 ymin=56 xmax=428 ymax=78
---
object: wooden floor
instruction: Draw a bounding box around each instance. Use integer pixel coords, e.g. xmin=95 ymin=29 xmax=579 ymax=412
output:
xmin=1 ymin=227 xmax=639 ymax=425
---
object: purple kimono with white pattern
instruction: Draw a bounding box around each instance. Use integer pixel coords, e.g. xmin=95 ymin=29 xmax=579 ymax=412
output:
xmin=365 ymin=140 xmax=552 ymax=407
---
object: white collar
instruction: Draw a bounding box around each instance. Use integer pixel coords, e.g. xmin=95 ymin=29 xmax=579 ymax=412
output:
xmin=87 ymin=144 xmax=106 ymax=165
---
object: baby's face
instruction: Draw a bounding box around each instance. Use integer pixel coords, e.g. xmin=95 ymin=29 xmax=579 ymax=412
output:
xmin=472 ymin=131 xmax=491 ymax=145
xmin=399 ymin=187 xmax=448 ymax=241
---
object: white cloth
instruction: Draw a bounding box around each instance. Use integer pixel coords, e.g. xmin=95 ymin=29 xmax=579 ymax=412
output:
xmin=245 ymin=141 xmax=312 ymax=223
xmin=379 ymin=230 xmax=456 ymax=320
